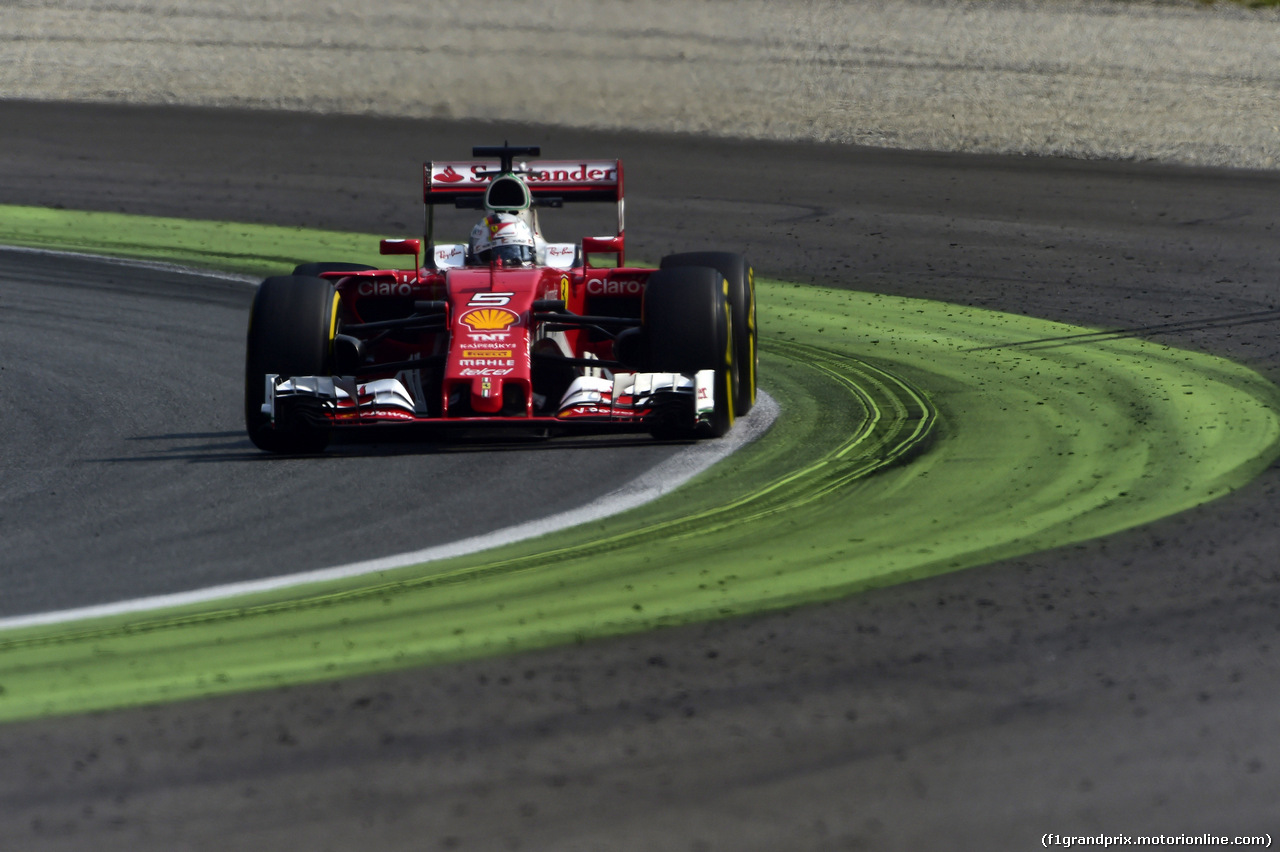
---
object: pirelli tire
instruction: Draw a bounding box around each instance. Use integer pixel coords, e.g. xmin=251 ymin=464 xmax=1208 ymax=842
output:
xmin=244 ymin=275 xmax=339 ymax=454
xmin=642 ymin=265 xmax=736 ymax=439
xmin=659 ymin=251 xmax=757 ymax=416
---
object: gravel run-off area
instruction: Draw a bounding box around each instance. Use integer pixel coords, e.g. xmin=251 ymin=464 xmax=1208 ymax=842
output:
xmin=2 ymin=0 xmax=1279 ymax=170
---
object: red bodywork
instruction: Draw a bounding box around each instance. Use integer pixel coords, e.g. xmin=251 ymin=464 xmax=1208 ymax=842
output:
xmin=317 ymin=262 xmax=657 ymax=428
xmin=260 ymin=151 xmax=714 ymax=438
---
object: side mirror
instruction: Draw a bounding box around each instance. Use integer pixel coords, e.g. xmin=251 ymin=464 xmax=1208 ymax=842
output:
xmin=380 ymin=238 xmax=421 ymax=257
xmin=380 ymin=238 xmax=421 ymax=282
xmin=582 ymin=235 xmax=625 ymax=268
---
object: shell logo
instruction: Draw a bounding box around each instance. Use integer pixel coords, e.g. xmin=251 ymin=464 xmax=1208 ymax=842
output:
xmin=461 ymin=308 xmax=519 ymax=331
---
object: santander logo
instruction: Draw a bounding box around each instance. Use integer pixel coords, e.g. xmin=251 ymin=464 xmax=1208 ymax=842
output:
xmin=432 ymin=162 xmax=619 ymax=187
xmin=435 ymin=165 xmax=465 ymax=184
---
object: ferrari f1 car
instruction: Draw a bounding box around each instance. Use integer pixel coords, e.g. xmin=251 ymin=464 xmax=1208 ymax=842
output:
xmin=245 ymin=144 xmax=757 ymax=453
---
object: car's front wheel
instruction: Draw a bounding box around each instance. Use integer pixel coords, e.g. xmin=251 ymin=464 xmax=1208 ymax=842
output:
xmin=641 ymin=265 xmax=736 ymax=438
xmin=244 ymin=275 xmax=339 ymax=454
xmin=659 ymin=251 xmax=756 ymax=416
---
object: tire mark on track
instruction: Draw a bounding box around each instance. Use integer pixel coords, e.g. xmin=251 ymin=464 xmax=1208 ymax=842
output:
xmin=0 ymin=341 xmax=935 ymax=650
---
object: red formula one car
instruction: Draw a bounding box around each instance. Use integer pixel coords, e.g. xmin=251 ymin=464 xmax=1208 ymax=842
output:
xmin=245 ymin=145 xmax=757 ymax=453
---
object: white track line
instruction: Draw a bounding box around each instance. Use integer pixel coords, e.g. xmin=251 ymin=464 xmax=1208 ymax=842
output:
xmin=0 ymin=243 xmax=261 ymax=283
xmin=0 ymin=246 xmax=778 ymax=631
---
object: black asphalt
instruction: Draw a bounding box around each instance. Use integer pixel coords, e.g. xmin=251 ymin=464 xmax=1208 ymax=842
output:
xmin=1 ymin=101 xmax=1279 ymax=850
xmin=0 ymin=248 xmax=687 ymax=617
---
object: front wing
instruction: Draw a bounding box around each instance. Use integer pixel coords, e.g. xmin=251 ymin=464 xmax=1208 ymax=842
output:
xmin=260 ymin=370 xmax=718 ymax=434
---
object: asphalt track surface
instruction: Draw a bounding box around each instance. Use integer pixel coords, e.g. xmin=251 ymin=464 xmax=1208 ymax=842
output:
xmin=0 ymin=247 xmax=695 ymax=618
xmin=2 ymin=102 xmax=1280 ymax=849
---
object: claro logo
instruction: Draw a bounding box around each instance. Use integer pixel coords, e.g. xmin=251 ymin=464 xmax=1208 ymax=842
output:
xmin=586 ymin=278 xmax=644 ymax=296
xmin=357 ymin=280 xmax=414 ymax=297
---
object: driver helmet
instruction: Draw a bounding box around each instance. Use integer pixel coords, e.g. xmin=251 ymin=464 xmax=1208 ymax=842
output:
xmin=469 ymin=212 xmax=536 ymax=267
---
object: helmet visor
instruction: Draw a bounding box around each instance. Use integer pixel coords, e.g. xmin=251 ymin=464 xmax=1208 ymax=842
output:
xmin=482 ymin=244 xmax=535 ymax=267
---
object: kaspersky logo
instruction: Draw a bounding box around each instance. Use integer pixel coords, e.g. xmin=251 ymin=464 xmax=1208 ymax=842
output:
xmin=460 ymin=308 xmax=519 ymax=331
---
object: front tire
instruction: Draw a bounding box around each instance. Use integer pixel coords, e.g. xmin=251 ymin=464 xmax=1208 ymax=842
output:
xmin=244 ymin=275 xmax=339 ymax=454
xmin=660 ymin=252 xmax=756 ymax=416
xmin=642 ymin=266 xmax=736 ymax=438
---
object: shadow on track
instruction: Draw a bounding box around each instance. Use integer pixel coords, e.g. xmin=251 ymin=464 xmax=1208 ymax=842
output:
xmin=100 ymin=430 xmax=692 ymax=463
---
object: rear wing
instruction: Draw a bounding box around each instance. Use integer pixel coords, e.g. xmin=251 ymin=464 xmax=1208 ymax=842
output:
xmin=422 ymin=154 xmax=626 ymax=267
xmin=424 ymin=159 xmax=623 ymax=206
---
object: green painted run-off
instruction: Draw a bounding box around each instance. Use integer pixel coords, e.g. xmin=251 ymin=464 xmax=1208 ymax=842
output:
xmin=1 ymin=204 xmax=1278 ymax=723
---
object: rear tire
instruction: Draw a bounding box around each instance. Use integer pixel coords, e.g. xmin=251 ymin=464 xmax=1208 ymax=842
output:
xmin=642 ymin=266 xmax=736 ymax=439
xmin=244 ymin=275 xmax=339 ymax=454
xmin=291 ymin=261 xmax=376 ymax=278
xmin=660 ymin=252 xmax=756 ymax=416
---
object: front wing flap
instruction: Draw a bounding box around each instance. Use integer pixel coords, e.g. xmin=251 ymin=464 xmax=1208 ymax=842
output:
xmin=263 ymin=370 xmax=716 ymax=431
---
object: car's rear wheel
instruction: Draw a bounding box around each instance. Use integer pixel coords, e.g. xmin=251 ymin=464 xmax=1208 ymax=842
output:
xmin=244 ymin=275 xmax=339 ymax=454
xmin=660 ymin=252 xmax=756 ymax=416
xmin=642 ymin=266 xmax=736 ymax=438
